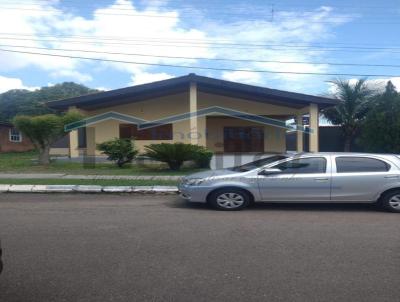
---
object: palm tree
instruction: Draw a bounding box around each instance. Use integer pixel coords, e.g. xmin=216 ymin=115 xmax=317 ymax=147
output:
xmin=323 ymin=79 xmax=374 ymax=152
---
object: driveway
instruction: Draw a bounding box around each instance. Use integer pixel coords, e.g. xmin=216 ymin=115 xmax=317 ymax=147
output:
xmin=0 ymin=194 xmax=399 ymax=302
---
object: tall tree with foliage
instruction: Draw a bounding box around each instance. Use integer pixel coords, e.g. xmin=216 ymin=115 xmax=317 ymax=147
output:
xmin=360 ymin=81 xmax=400 ymax=153
xmin=13 ymin=111 xmax=84 ymax=165
xmin=322 ymin=79 xmax=374 ymax=151
xmin=0 ymin=82 xmax=99 ymax=121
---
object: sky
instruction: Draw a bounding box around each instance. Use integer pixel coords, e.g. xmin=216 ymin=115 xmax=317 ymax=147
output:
xmin=0 ymin=0 xmax=399 ymax=95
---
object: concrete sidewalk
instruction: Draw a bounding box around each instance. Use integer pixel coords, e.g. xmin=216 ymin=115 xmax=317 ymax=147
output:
xmin=0 ymin=173 xmax=183 ymax=180
xmin=0 ymin=184 xmax=179 ymax=193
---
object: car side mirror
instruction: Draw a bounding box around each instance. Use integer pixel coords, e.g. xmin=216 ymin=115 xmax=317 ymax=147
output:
xmin=258 ymin=168 xmax=282 ymax=176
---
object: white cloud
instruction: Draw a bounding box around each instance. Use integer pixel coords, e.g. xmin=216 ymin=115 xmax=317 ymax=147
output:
xmin=209 ymin=7 xmax=353 ymax=91
xmin=221 ymin=71 xmax=262 ymax=85
xmin=0 ymin=1 xmax=79 ymax=72
xmin=0 ymin=76 xmax=39 ymax=93
xmin=0 ymin=1 xmax=354 ymax=93
xmin=130 ymin=71 xmax=174 ymax=85
xmin=95 ymin=87 xmax=110 ymax=91
xmin=50 ymin=70 xmax=93 ymax=83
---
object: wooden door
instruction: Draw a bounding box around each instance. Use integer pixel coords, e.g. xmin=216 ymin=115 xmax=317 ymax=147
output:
xmin=223 ymin=127 xmax=264 ymax=152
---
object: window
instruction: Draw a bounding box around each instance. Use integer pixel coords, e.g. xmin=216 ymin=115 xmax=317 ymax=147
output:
xmin=9 ymin=128 xmax=22 ymax=143
xmin=229 ymin=155 xmax=288 ymax=172
xmin=335 ymin=157 xmax=390 ymax=173
xmin=273 ymin=157 xmax=327 ymax=174
xmin=119 ymin=124 xmax=173 ymax=140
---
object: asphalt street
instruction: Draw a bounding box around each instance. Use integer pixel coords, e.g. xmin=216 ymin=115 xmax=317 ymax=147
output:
xmin=0 ymin=194 xmax=399 ymax=302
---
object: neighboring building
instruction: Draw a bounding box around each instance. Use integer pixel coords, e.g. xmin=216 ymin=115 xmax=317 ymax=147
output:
xmin=287 ymin=125 xmax=366 ymax=152
xmin=0 ymin=121 xmax=34 ymax=153
xmin=47 ymin=74 xmax=339 ymax=157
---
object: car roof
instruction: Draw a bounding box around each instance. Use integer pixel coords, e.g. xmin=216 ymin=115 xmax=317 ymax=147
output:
xmin=293 ymin=152 xmax=397 ymax=156
xmin=288 ymin=152 xmax=400 ymax=161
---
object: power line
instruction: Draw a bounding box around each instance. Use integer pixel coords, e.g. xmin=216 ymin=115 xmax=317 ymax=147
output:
xmin=1 ymin=32 xmax=399 ymax=48
xmin=1 ymin=47 xmax=399 ymax=77
xmin=3 ymin=0 xmax=399 ymax=11
xmin=1 ymin=43 xmax=399 ymax=68
xmin=1 ymin=6 xmax=400 ymax=24
xmin=2 ymin=36 xmax=400 ymax=54
xmin=2 ymin=32 xmax=400 ymax=50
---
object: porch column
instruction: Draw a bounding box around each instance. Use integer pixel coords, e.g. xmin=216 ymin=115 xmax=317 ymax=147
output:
xmin=69 ymin=130 xmax=79 ymax=158
xmin=309 ymin=103 xmax=319 ymax=152
xmin=189 ymin=82 xmax=204 ymax=145
xmin=86 ymin=127 xmax=96 ymax=157
xmin=296 ymin=113 xmax=303 ymax=152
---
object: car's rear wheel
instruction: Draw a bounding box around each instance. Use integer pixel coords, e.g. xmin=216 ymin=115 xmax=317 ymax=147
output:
xmin=380 ymin=190 xmax=400 ymax=213
xmin=208 ymin=188 xmax=250 ymax=211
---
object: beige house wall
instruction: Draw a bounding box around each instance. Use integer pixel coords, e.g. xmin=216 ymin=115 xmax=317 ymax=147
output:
xmin=63 ymin=91 xmax=303 ymax=155
xmin=85 ymin=92 xmax=191 ymax=154
xmin=198 ymin=92 xmax=299 ymax=116
xmin=49 ymin=148 xmax=69 ymax=156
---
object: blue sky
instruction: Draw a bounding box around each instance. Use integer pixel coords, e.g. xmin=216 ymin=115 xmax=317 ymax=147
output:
xmin=0 ymin=0 xmax=399 ymax=95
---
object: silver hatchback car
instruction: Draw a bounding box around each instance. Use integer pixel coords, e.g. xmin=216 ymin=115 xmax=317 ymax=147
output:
xmin=179 ymin=153 xmax=400 ymax=212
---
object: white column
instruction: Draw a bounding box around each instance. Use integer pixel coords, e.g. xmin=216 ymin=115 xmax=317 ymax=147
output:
xmin=296 ymin=113 xmax=303 ymax=152
xmin=189 ymin=82 xmax=199 ymax=145
xmin=86 ymin=127 xmax=96 ymax=157
xmin=309 ymin=103 xmax=319 ymax=152
xmin=69 ymin=129 xmax=79 ymax=158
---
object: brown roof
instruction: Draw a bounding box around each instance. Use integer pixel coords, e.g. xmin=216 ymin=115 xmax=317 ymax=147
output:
xmin=47 ymin=73 xmax=339 ymax=110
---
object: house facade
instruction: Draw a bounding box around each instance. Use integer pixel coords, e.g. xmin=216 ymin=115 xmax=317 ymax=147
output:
xmin=47 ymin=74 xmax=338 ymax=157
xmin=0 ymin=121 xmax=34 ymax=153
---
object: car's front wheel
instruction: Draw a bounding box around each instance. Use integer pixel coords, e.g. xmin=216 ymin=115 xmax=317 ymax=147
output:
xmin=208 ymin=188 xmax=251 ymax=211
xmin=380 ymin=190 xmax=400 ymax=213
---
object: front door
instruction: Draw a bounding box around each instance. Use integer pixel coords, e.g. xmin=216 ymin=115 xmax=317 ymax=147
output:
xmin=224 ymin=127 xmax=264 ymax=152
xmin=258 ymin=156 xmax=331 ymax=201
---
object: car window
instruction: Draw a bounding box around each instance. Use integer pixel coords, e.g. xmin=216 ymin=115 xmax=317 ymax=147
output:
xmin=273 ymin=157 xmax=327 ymax=174
xmin=229 ymin=155 xmax=288 ymax=172
xmin=335 ymin=157 xmax=390 ymax=173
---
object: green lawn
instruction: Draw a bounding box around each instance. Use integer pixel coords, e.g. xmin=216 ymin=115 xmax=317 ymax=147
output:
xmin=0 ymin=151 xmax=205 ymax=175
xmin=0 ymin=178 xmax=179 ymax=186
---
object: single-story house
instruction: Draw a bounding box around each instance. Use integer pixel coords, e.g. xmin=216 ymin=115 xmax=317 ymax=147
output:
xmin=47 ymin=73 xmax=339 ymax=157
xmin=0 ymin=121 xmax=34 ymax=153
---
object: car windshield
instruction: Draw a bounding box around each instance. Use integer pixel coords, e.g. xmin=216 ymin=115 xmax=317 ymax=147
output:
xmin=229 ymin=155 xmax=288 ymax=172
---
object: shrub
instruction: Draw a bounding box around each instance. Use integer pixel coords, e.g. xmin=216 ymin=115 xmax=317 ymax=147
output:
xmin=143 ymin=143 xmax=195 ymax=170
xmin=97 ymin=138 xmax=138 ymax=167
xmin=192 ymin=146 xmax=213 ymax=168
xmin=143 ymin=143 xmax=213 ymax=170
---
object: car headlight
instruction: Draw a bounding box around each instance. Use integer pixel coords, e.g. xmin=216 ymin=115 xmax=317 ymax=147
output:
xmin=185 ymin=178 xmax=205 ymax=186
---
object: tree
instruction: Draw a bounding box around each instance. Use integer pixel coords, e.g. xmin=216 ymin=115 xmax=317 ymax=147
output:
xmin=322 ymin=79 xmax=374 ymax=151
xmin=13 ymin=111 xmax=84 ymax=165
xmin=97 ymin=138 xmax=138 ymax=168
xmin=0 ymin=82 xmax=100 ymax=121
xmin=360 ymin=81 xmax=400 ymax=153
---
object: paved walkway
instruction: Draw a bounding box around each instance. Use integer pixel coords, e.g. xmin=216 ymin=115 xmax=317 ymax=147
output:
xmin=0 ymin=173 xmax=183 ymax=180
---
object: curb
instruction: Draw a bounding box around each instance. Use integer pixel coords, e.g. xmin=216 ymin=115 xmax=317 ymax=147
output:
xmin=0 ymin=185 xmax=179 ymax=194
xmin=0 ymin=174 xmax=183 ymax=180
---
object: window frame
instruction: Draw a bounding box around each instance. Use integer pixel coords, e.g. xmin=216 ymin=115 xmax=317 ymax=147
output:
xmin=9 ymin=128 xmax=22 ymax=143
xmin=335 ymin=156 xmax=391 ymax=173
xmin=270 ymin=156 xmax=327 ymax=174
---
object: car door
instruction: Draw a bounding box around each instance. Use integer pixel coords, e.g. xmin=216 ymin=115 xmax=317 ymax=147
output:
xmin=258 ymin=156 xmax=331 ymax=202
xmin=331 ymin=156 xmax=393 ymax=201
